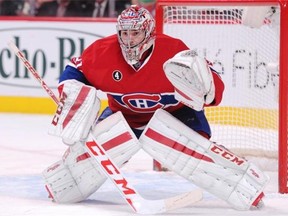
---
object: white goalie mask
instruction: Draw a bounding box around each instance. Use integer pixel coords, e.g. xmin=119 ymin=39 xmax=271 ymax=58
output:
xmin=116 ymin=5 xmax=155 ymax=66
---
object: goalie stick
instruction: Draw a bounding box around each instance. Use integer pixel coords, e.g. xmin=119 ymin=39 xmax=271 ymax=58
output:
xmin=8 ymin=41 xmax=203 ymax=214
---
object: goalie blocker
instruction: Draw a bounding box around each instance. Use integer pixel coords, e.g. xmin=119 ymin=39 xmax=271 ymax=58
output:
xmin=139 ymin=109 xmax=269 ymax=210
xmin=49 ymin=79 xmax=100 ymax=145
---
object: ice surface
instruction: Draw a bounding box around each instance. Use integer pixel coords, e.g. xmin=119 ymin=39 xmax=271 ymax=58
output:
xmin=1 ymin=113 xmax=288 ymax=216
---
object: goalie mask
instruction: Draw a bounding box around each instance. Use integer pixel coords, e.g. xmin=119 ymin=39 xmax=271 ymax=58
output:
xmin=117 ymin=5 xmax=155 ymax=66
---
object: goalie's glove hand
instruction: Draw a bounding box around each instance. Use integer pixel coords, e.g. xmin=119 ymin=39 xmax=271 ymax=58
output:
xmin=49 ymin=79 xmax=100 ymax=145
xmin=163 ymin=50 xmax=215 ymax=111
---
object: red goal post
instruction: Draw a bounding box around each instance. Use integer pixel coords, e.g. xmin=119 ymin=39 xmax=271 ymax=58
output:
xmin=154 ymin=0 xmax=288 ymax=193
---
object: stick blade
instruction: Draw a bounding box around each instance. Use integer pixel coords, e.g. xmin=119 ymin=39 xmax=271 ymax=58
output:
xmin=164 ymin=189 xmax=203 ymax=211
xmin=134 ymin=189 xmax=203 ymax=214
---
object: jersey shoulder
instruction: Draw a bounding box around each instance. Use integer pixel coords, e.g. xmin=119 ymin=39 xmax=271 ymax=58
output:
xmin=81 ymin=34 xmax=120 ymax=66
xmin=83 ymin=34 xmax=119 ymax=55
xmin=152 ymin=34 xmax=189 ymax=60
xmin=155 ymin=33 xmax=189 ymax=50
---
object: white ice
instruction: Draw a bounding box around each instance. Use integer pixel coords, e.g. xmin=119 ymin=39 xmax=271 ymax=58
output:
xmin=1 ymin=113 xmax=288 ymax=216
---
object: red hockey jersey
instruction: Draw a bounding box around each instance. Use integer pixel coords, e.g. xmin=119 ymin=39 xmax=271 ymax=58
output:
xmin=67 ymin=33 xmax=224 ymax=128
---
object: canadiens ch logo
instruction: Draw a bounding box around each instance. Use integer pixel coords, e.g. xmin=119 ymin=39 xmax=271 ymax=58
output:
xmin=112 ymin=70 xmax=122 ymax=81
xmin=110 ymin=92 xmax=179 ymax=113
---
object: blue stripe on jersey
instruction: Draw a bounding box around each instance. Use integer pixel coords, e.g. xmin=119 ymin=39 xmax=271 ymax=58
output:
xmin=111 ymin=93 xmax=179 ymax=108
xmin=59 ymin=65 xmax=90 ymax=85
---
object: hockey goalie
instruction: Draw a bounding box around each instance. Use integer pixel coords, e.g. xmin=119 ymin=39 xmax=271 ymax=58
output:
xmin=42 ymin=5 xmax=269 ymax=212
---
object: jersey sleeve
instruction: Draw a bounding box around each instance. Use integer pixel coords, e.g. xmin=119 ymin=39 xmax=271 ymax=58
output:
xmin=58 ymin=56 xmax=91 ymax=96
xmin=59 ymin=54 xmax=91 ymax=85
xmin=207 ymin=68 xmax=225 ymax=106
xmin=59 ymin=65 xmax=90 ymax=85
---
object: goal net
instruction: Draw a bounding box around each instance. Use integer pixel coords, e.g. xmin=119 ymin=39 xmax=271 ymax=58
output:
xmin=155 ymin=0 xmax=288 ymax=193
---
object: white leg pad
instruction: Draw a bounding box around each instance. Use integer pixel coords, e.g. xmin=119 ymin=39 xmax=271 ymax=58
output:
xmin=43 ymin=112 xmax=140 ymax=203
xmin=139 ymin=109 xmax=269 ymax=210
xmin=43 ymin=144 xmax=106 ymax=203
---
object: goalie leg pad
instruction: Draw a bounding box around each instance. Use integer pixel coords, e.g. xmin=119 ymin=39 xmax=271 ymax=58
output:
xmin=139 ymin=109 xmax=269 ymax=210
xmin=43 ymin=112 xmax=140 ymax=203
xmin=43 ymin=144 xmax=106 ymax=203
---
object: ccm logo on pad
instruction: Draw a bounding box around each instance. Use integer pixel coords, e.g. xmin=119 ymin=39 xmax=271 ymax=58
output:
xmin=210 ymin=145 xmax=245 ymax=166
